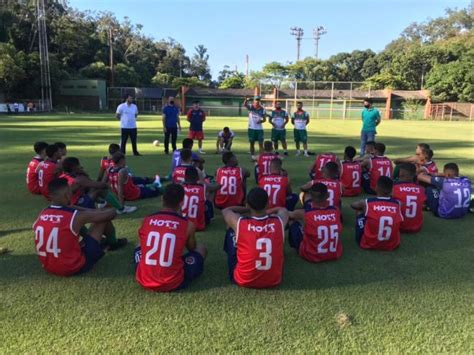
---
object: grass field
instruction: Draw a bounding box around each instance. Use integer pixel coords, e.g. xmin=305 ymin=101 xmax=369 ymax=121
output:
xmin=1 ymin=113 xmax=473 ymax=352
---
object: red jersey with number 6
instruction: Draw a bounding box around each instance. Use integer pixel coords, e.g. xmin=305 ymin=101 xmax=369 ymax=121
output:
xmin=313 ymin=153 xmax=337 ymax=179
xmin=258 ymin=174 xmax=289 ymax=208
xmin=215 ymin=166 xmax=244 ymax=208
xmin=340 ymin=160 xmax=362 ymax=196
xmin=392 ymin=182 xmax=426 ymax=233
xmin=33 ymin=205 xmax=85 ymax=276
xmin=369 ymin=156 xmax=393 ymax=191
xmin=312 ymin=178 xmax=342 ymax=209
xmin=299 ymin=206 xmax=343 ymax=262
xmin=361 ymin=197 xmax=403 ymax=250
xmin=136 ymin=211 xmax=189 ymax=292
xmin=234 ymin=215 xmax=285 ymax=288
xmin=26 ymin=157 xmax=43 ymax=194
xmin=182 ymin=183 xmax=206 ymax=231
xmin=257 ymin=153 xmax=278 ymax=177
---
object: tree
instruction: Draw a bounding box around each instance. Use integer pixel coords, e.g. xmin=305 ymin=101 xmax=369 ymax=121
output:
xmin=189 ymin=45 xmax=211 ymax=83
xmin=0 ymin=43 xmax=26 ymax=97
xmin=426 ymin=60 xmax=473 ymax=102
xmin=219 ymin=73 xmax=246 ymax=89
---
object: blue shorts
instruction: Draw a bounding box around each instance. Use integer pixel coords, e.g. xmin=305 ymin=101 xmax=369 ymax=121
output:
xmin=223 ymin=228 xmax=237 ymax=282
xmin=132 ymin=176 xmax=153 ymax=185
xmin=286 ymin=193 xmax=299 ymax=211
xmin=362 ymin=173 xmax=376 ymax=195
xmin=139 ymin=186 xmax=161 ymax=199
xmin=78 ymin=236 xmax=104 ymax=274
xmin=205 ymin=200 xmax=214 ymax=225
xmin=425 ymin=187 xmax=440 ymax=217
xmin=288 ymin=222 xmax=303 ymax=251
xmin=133 ymin=247 xmax=204 ymax=290
xmin=355 ymin=214 xmax=366 ymax=246
xmin=77 ymin=194 xmax=95 ymax=209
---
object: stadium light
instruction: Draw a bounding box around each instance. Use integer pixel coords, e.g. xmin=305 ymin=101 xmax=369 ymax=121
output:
xmin=290 ymin=27 xmax=304 ymax=62
xmin=313 ymin=26 xmax=327 ymax=59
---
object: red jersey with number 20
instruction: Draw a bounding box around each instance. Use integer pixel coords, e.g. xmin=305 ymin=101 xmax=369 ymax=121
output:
xmin=136 ymin=211 xmax=189 ymax=292
xmin=369 ymin=156 xmax=393 ymax=191
xmin=392 ymin=182 xmax=426 ymax=233
xmin=33 ymin=205 xmax=85 ymax=276
xmin=234 ymin=215 xmax=285 ymax=288
xmin=258 ymin=174 xmax=289 ymax=208
xmin=182 ymin=183 xmax=206 ymax=231
xmin=313 ymin=153 xmax=337 ymax=179
xmin=340 ymin=160 xmax=362 ymax=196
xmin=215 ymin=166 xmax=244 ymax=208
xmin=257 ymin=153 xmax=278 ymax=177
xmin=26 ymin=157 xmax=43 ymax=194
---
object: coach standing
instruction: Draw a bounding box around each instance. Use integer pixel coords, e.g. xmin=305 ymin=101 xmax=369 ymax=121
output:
xmin=162 ymin=96 xmax=181 ymax=154
xmin=116 ymin=94 xmax=141 ymax=156
xmin=360 ymin=98 xmax=381 ymax=156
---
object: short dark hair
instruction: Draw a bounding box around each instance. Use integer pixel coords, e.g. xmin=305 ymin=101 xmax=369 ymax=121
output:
xmin=444 ymin=163 xmax=459 ymax=175
xmin=297 ymin=101 xmax=303 ymax=105
xmin=182 ymin=138 xmax=194 ymax=149
xmin=223 ymin=127 xmax=230 ymax=132
xmin=55 ymin=142 xmax=66 ymax=149
xmin=192 ymin=100 xmax=200 ymax=104
xmin=324 ymin=161 xmax=339 ymax=178
xmin=125 ymin=94 xmax=133 ymax=99
xmin=264 ymin=140 xmax=273 ymax=151
xmin=364 ymin=98 xmax=373 ymax=104
xmin=112 ymin=151 xmax=125 ymax=164
xmin=45 ymin=144 xmax=59 ymax=158
xmin=48 ymin=177 xmax=69 ymax=196
xmin=417 ymin=143 xmax=430 ymax=150
xmin=270 ymin=158 xmax=282 ymax=170
xmin=247 ymin=187 xmax=268 ymax=211
xmin=185 ymin=166 xmax=199 ymax=182
xmin=163 ymin=183 xmax=185 ymax=209
xmin=366 ymin=141 xmax=376 ymax=148
xmin=399 ymin=163 xmax=416 ymax=179
xmin=344 ymin=146 xmax=356 ymax=159
xmin=62 ymin=157 xmax=80 ymax=173
xmin=34 ymin=141 xmax=48 ymax=154
xmin=377 ymin=176 xmax=393 ymax=195
xmin=108 ymin=143 xmax=121 ymax=155
xmin=222 ymin=151 xmax=234 ymax=165
xmin=180 ymin=148 xmax=192 ymax=161
xmin=422 ymin=147 xmax=433 ymax=160
xmin=309 ymin=183 xmax=329 ymax=203
xmin=375 ymin=142 xmax=386 ymax=155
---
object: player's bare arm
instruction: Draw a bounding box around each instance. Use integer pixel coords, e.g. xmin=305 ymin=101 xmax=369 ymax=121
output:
xmin=361 ymin=157 xmax=371 ymax=170
xmin=350 ymin=199 xmax=366 ymax=212
xmin=72 ymin=207 xmax=117 ymax=234
xmin=186 ymin=222 xmax=197 ymax=251
xmin=267 ymin=207 xmax=289 ymax=226
xmin=75 ymin=175 xmax=107 ymax=190
xmin=205 ymin=182 xmax=221 ymax=193
xmin=394 ymin=155 xmax=418 ymax=164
xmin=117 ymin=169 xmax=128 ymax=205
xmin=222 ymin=207 xmax=246 ymax=230
xmin=300 ymin=181 xmax=313 ymax=192
xmin=242 ymin=168 xmax=251 ymax=178
xmin=417 ymin=172 xmax=433 ymax=185
xmin=288 ymin=209 xmax=305 ymax=221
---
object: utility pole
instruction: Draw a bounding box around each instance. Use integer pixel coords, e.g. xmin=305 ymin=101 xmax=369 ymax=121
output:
xmin=313 ymin=26 xmax=327 ymax=59
xmin=245 ymin=54 xmax=249 ymax=79
xmin=290 ymin=27 xmax=304 ymax=61
xmin=37 ymin=0 xmax=52 ymax=111
xmin=108 ymin=27 xmax=115 ymax=87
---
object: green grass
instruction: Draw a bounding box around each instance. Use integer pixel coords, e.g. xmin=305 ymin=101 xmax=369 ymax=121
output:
xmin=1 ymin=114 xmax=473 ymax=352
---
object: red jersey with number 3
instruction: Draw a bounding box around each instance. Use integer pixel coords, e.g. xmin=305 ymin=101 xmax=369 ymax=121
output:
xmin=107 ymin=167 xmax=141 ymax=201
xmin=257 ymin=153 xmax=278 ymax=177
xmin=258 ymin=174 xmax=289 ymax=208
xmin=312 ymin=178 xmax=342 ymax=209
xmin=26 ymin=157 xmax=43 ymax=194
xmin=33 ymin=205 xmax=85 ymax=276
xmin=299 ymin=207 xmax=343 ymax=262
xmin=313 ymin=153 xmax=337 ymax=179
xmin=215 ymin=166 xmax=244 ymax=208
xmin=38 ymin=160 xmax=59 ymax=199
xmin=234 ymin=215 xmax=285 ymax=288
xmin=361 ymin=198 xmax=403 ymax=250
xmin=392 ymin=182 xmax=426 ymax=233
xmin=182 ymin=183 xmax=206 ymax=231
xmin=172 ymin=165 xmax=192 ymax=183
xmin=340 ymin=160 xmax=362 ymax=196
xmin=369 ymin=156 xmax=393 ymax=191
xmin=136 ymin=211 xmax=189 ymax=292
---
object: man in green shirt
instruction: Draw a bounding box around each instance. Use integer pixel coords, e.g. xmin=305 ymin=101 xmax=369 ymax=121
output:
xmin=360 ymin=98 xmax=381 ymax=156
xmin=244 ymin=96 xmax=267 ymax=159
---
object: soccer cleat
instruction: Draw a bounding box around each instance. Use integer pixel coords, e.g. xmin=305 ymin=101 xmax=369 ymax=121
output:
xmin=117 ymin=205 xmax=138 ymax=214
xmin=295 ymin=151 xmax=301 ymax=156
xmin=304 ymin=152 xmax=309 ymax=157
xmin=154 ymin=175 xmax=162 ymax=188
xmin=107 ymin=238 xmax=128 ymax=251
xmin=199 ymin=150 xmax=206 ymax=154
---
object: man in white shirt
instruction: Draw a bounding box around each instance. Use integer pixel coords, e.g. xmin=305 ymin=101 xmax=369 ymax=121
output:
xmin=243 ymin=96 xmax=266 ymax=158
xmin=216 ymin=127 xmax=235 ymax=153
xmin=116 ymin=94 xmax=141 ymax=156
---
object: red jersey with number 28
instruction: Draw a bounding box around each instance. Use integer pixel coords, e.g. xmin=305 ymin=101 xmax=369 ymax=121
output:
xmin=313 ymin=153 xmax=337 ymax=179
xmin=361 ymin=198 xmax=403 ymax=251
xmin=369 ymin=156 xmax=393 ymax=191
xmin=257 ymin=153 xmax=278 ymax=177
xmin=258 ymin=174 xmax=289 ymax=208
xmin=234 ymin=215 xmax=285 ymax=288
xmin=26 ymin=157 xmax=43 ymax=194
xmin=33 ymin=205 xmax=85 ymax=276
xmin=340 ymin=160 xmax=362 ymax=196
xmin=392 ymin=182 xmax=426 ymax=233
xmin=136 ymin=211 xmax=189 ymax=292
xmin=182 ymin=183 xmax=206 ymax=231
xmin=215 ymin=166 xmax=244 ymax=208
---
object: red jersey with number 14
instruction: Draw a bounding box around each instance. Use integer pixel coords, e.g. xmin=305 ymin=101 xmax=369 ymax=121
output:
xmin=257 ymin=153 xmax=278 ymax=177
xmin=313 ymin=153 xmax=337 ymax=179
xmin=182 ymin=183 xmax=206 ymax=231
xmin=136 ymin=211 xmax=189 ymax=292
xmin=392 ymin=182 xmax=426 ymax=233
xmin=258 ymin=174 xmax=289 ymax=208
xmin=234 ymin=215 xmax=285 ymax=288
xmin=215 ymin=166 xmax=244 ymax=208
xmin=340 ymin=160 xmax=362 ymax=196
xmin=26 ymin=157 xmax=43 ymax=194
xmin=369 ymin=156 xmax=393 ymax=191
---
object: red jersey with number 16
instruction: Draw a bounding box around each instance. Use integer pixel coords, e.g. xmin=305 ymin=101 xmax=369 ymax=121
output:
xmin=369 ymin=156 xmax=393 ymax=191
xmin=234 ymin=215 xmax=285 ymax=288
xmin=257 ymin=153 xmax=278 ymax=177
xmin=313 ymin=153 xmax=337 ymax=179
xmin=182 ymin=183 xmax=206 ymax=231
xmin=392 ymin=182 xmax=426 ymax=233
xmin=215 ymin=166 xmax=244 ymax=208
xmin=340 ymin=160 xmax=362 ymax=196
xmin=258 ymin=174 xmax=289 ymax=208
xmin=26 ymin=157 xmax=43 ymax=194
xmin=136 ymin=211 xmax=189 ymax=292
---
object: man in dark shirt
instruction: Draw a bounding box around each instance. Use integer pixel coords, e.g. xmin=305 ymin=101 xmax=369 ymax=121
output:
xmin=162 ymin=97 xmax=182 ymax=154
xmin=187 ymin=100 xmax=206 ymax=154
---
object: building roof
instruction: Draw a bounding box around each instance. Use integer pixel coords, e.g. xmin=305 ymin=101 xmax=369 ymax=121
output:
xmin=185 ymin=88 xmax=255 ymax=98
xmin=392 ymin=90 xmax=429 ymax=100
xmin=278 ymin=89 xmax=387 ymax=99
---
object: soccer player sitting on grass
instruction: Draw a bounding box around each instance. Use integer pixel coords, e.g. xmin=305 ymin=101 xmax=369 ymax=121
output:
xmin=418 ymin=162 xmax=471 ymax=219
xmin=254 ymin=140 xmax=279 ymax=183
xmin=355 ymin=140 xmax=376 ymax=162
xmin=33 ymin=178 xmax=127 ymax=277
xmin=291 ymin=101 xmax=310 ymax=157
xmin=351 ymin=176 xmax=403 ymax=251
xmin=310 ymin=152 xmax=339 ymax=180
xmin=288 ymin=183 xmax=343 ymax=263
xmin=361 ymin=142 xmax=393 ymax=195
xmin=258 ymin=158 xmax=298 ymax=211
xmin=38 ymin=143 xmax=62 ymax=199
xmin=269 ymin=101 xmax=289 ymax=156
xmin=55 ymin=142 xmax=67 ymax=161
xmin=340 ymin=146 xmax=362 ymax=197
xmin=134 ymin=183 xmax=207 ymax=292
xmin=216 ymin=127 xmax=234 ymax=153
xmin=169 ymin=138 xmax=202 ymax=179
xmin=393 ymin=143 xmax=437 ymax=178
xmin=26 ymin=141 xmax=48 ymax=195
xmin=392 ymin=163 xmax=426 ymax=233
xmin=187 ymin=100 xmax=206 ymax=154
xmin=215 ymin=152 xmax=250 ymax=209
xmin=222 ymin=187 xmax=289 ymax=288
xmin=172 ymin=148 xmax=205 ymax=183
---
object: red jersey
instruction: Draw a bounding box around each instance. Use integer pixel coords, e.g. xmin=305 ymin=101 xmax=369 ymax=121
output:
xmin=313 ymin=153 xmax=337 ymax=179
xmin=421 ymin=161 xmax=438 ymax=175
xmin=392 ymin=182 xmax=426 ymax=233
xmin=107 ymin=167 xmax=141 ymax=201
xmin=257 ymin=153 xmax=278 ymax=177
xmin=38 ymin=160 xmax=59 ymax=199
xmin=33 ymin=205 xmax=85 ymax=276
xmin=361 ymin=197 xmax=403 ymax=250
xmin=59 ymin=173 xmax=82 ymax=205
xmin=312 ymin=178 xmax=342 ymax=209
xmin=234 ymin=215 xmax=285 ymax=288
xmin=182 ymin=183 xmax=206 ymax=231
xmin=172 ymin=164 xmax=192 ymax=184
xmin=299 ymin=207 xmax=343 ymax=262
xmin=258 ymin=174 xmax=289 ymax=208
xmin=340 ymin=160 xmax=362 ymax=196
xmin=26 ymin=157 xmax=43 ymax=194
xmin=214 ymin=166 xmax=245 ymax=208
xmin=369 ymin=156 xmax=393 ymax=191
xmin=136 ymin=211 xmax=189 ymax=292
xmin=100 ymin=156 xmax=114 ymax=171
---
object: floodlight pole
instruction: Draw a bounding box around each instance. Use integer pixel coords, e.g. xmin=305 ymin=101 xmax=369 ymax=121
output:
xmin=313 ymin=26 xmax=327 ymax=59
xmin=290 ymin=27 xmax=304 ymax=61
xmin=37 ymin=0 xmax=52 ymax=111
xmin=108 ymin=28 xmax=115 ymax=87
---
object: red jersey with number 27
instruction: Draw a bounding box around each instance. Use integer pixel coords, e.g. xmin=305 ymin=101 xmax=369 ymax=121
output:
xmin=392 ymin=182 xmax=426 ymax=233
xmin=340 ymin=160 xmax=362 ymax=196
xmin=215 ymin=166 xmax=244 ymax=208
xmin=182 ymin=183 xmax=206 ymax=231
xmin=258 ymin=174 xmax=289 ymax=208
xmin=313 ymin=153 xmax=337 ymax=179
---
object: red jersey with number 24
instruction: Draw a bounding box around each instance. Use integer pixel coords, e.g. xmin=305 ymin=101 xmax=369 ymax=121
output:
xmin=215 ymin=166 xmax=244 ymax=208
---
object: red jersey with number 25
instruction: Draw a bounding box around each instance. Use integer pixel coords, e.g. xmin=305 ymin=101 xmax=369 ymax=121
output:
xmin=215 ymin=166 xmax=244 ymax=208
xmin=136 ymin=211 xmax=189 ymax=292
xmin=312 ymin=178 xmax=342 ymax=209
xmin=369 ymin=156 xmax=393 ymax=191
xmin=313 ymin=153 xmax=337 ymax=179
xmin=340 ymin=160 xmax=362 ymax=196
xmin=234 ymin=215 xmax=285 ymax=288
xmin=26 ymin=157 xmax=43 ymax=194
xmin=258 ymin=174 xmax=289 ymax=208
xmin=33 ymin=205 xmax=85 ymax=276
xmin=392 ymin=182 xmax=426 ymax=233
xmin=182 ymin=183 xmax=206 ymax=231
xmin=361 ymin=198 xmax=403 ymax=251
xmin=257 ymin=153 xmax=278 ymax=177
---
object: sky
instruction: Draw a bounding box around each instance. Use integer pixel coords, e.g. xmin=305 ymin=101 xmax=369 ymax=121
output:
xmin=69 ymin=0 xmax=469 ymax=78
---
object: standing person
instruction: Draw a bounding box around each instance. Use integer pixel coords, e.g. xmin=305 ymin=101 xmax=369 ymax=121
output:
xmin=116 ymin=94 xmax=141 ymax=156
xmin=360 ymin=98 xmax=381 ymax=156
xmin=269 ymin=101 xmax=289 ymax=155
xmin=291 ymin=101 xmax=310 ymax=157
xmin=13 ymin=102 xmax=20 ymax=114
xmin=243 ymin=96 xmax=266 ymax=159
xmin=162 ymin=96 xmax=181 ymax=154
xmin=187 ymin=100 xmax=206 ymax=154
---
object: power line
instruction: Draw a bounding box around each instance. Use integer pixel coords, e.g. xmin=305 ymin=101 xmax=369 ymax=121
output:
xmin=290 ymin=27 xmax=304 ymax=62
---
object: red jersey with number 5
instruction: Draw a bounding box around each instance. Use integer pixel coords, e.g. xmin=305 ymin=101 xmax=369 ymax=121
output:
xmin=136 ymin=211 xmax=189 ymax=292
xmin=234 ymin=215 xmax=285 ymax=288
xmin=299 ymin=207 xmax=342 ymax=262
xmin=392 ymin=182 xmax=426 ymax=233
xmin=257 ymin=153 xmax=278 ymax=177
xmin=26 ymin=157 xmax=43 ymax=194
xmin=361 ymin=198 xmax=403 ymax=250
xmin=38 ymin=160 xmax=59 ymax=199
xmin=369 ymin=156 xmax=393 ymax=191
xmin=33 ymin=205 xmax=85 ymax=276
xmin=312 ymin=178 xmax=342 ymax=209
xmin=340 ymin=160 xmax=362 ymax=196
xmin=182 ymin=183 xmax=206 ymax=231
xmin=215 ymin=166 xmax=244 ymax=208
xmin=313 ymin=153 xmax=337 ymax=179
xmin=258 ymin=174 xmax=289 ymax=208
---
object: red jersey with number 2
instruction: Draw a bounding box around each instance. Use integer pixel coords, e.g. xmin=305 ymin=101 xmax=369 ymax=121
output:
xmin=392 ymin=182 xmax=426 ymax=233
xmin=369 ymin=156 xmax=393 ymax=191
xmin=313 ymin=153 xmax=337 ymax=179
xmin=182 ymin=183 xmax=206 ymax=231
xmin=340 ymin=160 xmax=362 ymax=196
xmin=215 ymin=166 xmax=244 ymax=208
xmin=258 ymin=174 xmax=289 ymax=208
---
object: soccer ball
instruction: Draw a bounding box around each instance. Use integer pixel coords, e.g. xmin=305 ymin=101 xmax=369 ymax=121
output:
xmin=152 ymin=140 xmax=160 ymax=147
